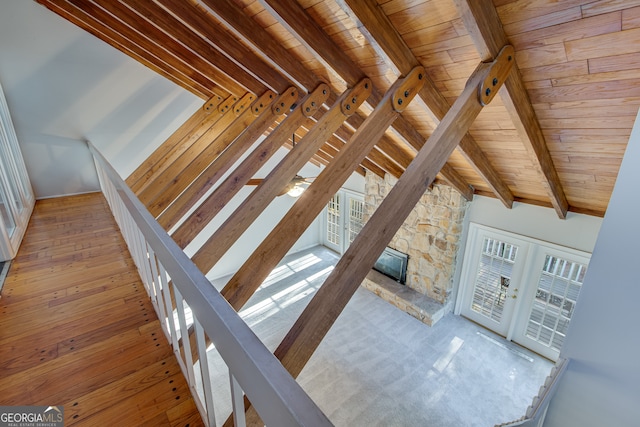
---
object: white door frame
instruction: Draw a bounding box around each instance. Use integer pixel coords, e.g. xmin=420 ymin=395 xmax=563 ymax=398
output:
xmin=455 ymin=223 xmax=591 ymax=360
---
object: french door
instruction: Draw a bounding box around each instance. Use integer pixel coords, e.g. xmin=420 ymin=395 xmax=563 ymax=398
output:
xmin=457 ymin=223 xmax=590 ymax=360
xmin=0 ymin=81 xmax=34 ymax=261
xmin=513 ymin=247 xmax=589 ymax=359
xmin=323 ymin=190 xmax=364 ymax=254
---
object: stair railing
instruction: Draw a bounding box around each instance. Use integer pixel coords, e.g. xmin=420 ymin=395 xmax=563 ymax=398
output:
xmin=88 ymin=141 xmax=332 ymax=427
xmin=495 ymin=357 xmax=570 ymax=427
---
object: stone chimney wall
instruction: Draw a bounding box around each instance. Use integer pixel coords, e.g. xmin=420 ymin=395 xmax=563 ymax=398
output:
xmin=364 ymin=172 xmax=469 ymax=305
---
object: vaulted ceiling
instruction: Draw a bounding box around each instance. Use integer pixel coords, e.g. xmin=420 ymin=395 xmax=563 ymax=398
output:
xmin=37 ymin=0 xmax=640 ymax=220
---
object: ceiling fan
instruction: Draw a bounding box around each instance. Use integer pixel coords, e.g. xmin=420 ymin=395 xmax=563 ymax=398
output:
xmin=245 ymin=175 xmax=314 ymax=197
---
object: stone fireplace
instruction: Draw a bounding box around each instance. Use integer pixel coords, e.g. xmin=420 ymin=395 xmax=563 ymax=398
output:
xmin=361 ymin=171 xmax=468 ymax=325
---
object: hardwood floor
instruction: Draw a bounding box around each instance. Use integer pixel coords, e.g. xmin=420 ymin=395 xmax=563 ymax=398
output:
xmin=0 ymin=193 xmax=203 ymax=426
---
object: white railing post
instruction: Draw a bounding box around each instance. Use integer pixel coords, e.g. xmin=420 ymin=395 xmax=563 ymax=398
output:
xmin=194 ymin=318 xmax=217 ymax=427
xmin=230 ymin=373 xmax=247 ymax=427
xmin=174 ymin=286 xmax=196 ymax=387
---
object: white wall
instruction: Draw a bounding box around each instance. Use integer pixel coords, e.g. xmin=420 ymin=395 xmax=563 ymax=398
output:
xmin=465 ymin=195 xmax=602 ymax=254
xmin=541 ymin=110 xmax=640 ymax=426
xmin=0 ymin=1 xmax=201 ymax=198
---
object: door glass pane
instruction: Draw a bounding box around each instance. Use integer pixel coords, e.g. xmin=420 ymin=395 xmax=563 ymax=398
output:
xmin=326 ymin=194 xmax=340 ymax=247
xmin=0 ymin=125 xmax=24 ymax=215
xmin=348 ymin=198 xmax=364 ymax=245
xmin=0 ymin=179 xmax=16 ymax=237
xmin=525 ymin=255 xmax=587 ymax=352
xmin=470 ymin=237 xmax=519 ymax=323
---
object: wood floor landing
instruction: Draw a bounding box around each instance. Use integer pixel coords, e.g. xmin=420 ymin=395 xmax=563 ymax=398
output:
xmin=0 ymin=193 xmax=203 ymax=426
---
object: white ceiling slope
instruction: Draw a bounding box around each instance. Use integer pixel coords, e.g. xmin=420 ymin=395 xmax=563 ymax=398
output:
xmin=0 ymin=0 xmax=201 ymax=198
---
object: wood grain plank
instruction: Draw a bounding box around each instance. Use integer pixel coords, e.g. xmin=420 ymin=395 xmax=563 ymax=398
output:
xmin=339 ymin=0 xmax=511 ymax=205
xmin=508 ymin=11 xmax=621 ymax=51
xmin=0 ymin=193 xmax=201 ymax=426
xmin=566 ymin=27 xmax=640 ymax=61
xmin=582 ymin=0 xmax=640 ymax=18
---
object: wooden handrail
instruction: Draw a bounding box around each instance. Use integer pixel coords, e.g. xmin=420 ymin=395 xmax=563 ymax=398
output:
xmin=87 ymin=141 xmax=332 ymax=427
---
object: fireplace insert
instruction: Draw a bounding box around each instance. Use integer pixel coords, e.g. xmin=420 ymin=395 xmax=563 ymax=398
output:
xmin=373 ymin=246 xmax=409 ymax=284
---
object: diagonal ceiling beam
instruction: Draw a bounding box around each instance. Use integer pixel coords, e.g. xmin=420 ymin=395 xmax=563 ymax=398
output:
xmin=221 ymin=66 xmax=426 ymax=314
xmin=156 ymin=90 xmax=279 ymax=231
xmin=336 ymin=0 xmax=514 ymax=208
xmin=153 ymin=0 xmax=294 ymax=95
xmin=126 ymin=93 xmax=223 ymax=191
xmin=204 ymin=0 xmax=471 ymax=198
xmin=258 ymin=0 xmax=474 ymax=199
xmin=190 ymin=79 xmax=372 ymax=274
xmin=39 ymin=0 xmax=222 ymax=98
xmin=234 ymin=49 xmax=514 ymax=425
xmin=83 ymin=0 xmax=251 ymax=95
xmin=453 ymin=0 xmax=569 ymax=218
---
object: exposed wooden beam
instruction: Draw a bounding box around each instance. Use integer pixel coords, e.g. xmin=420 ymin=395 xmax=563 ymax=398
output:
xmin=190 ymin=80 xmax=372 ymax=274
xmin=185 ymin=88 xmax=356 ymax=248
xmin=145 ymin=93 xmax=262 ymax=217
xmin=39 ymin=0 xmax=222 ymax=98
xmin=134 ymin=95 xmax=234 ymax=197
xmin=153 ymin=0 xmax=294 ymax=94
xmin=200 ymin=0 xmax=317 ymax=91
xmin=170 ymin=86 xmax=321 ymax=249
xmin=337 ymin=0 xmax=513 ymax=207
xmin=126 ymin=94 xmax=222 ymax=191
xmin=453 ymin=0 xmax=568 ymax=218
xmin=220 ymin=66 xmax=426 ymax=312
xmin=119 ymin=0 xmax=270 ymax=95
xmin=83 ymin=0 xmax=249 ymax=96
xmin=269 ymin=47 xmax=513 ymax=398
xmin=137 ymin=94 xmax=246 ymax=209
xmin=260 ymin=0 xmax=474 ymax=199
xmin=156 ymin=90 xmax=278 ymax=230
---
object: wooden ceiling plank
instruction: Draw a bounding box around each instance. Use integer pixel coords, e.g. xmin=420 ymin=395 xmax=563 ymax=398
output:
xmin=338 ymin=0 xmax=514 ymax=208
xmin=259 ymin=0 xmax=442 ymax=169
xmin=219 ymin=66 xmax=426 ymax=313
xmin=170 ymin=86 xmax=319 ymax=249
xmin=189 ymin=80 xmax=372 ymax=274
xmin=268 ymin=50 xmax=512 ymax=396
xmin=200 ymin=0 xmax=318 ymax=91
xmin=259 ymin=0 xmax=365 ymax=85
xmin=157 ymin=90 xmax=280 ymax=231
xmin=137 ymin=94 xmax=241 ymax=207
xmin=146 ymin=93 xmax=259 ymax=217
xmin=261 ymin=0 xmax=476 ymax=197
xmin=40 ymin=0 xmax=219 ymax=98
xmin=454 ymin=0 xmax=569 ymax=218
xmin=84 ymin=0 xmax=248 ymax=96
xmin=127 ymin=94 xmax=223 ymax=192
xmin=119 ymin=0 xmax=269 ymax=95
xmin=154 ymin=0 xmax=293 ymax=95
